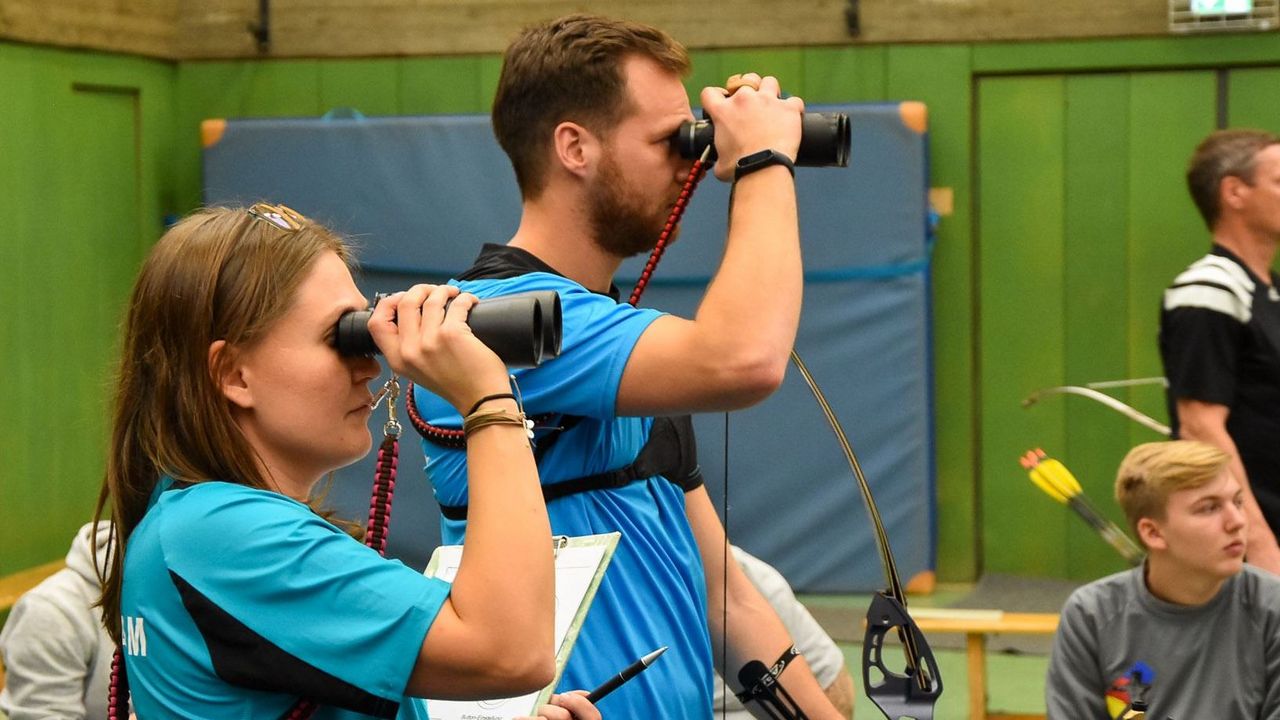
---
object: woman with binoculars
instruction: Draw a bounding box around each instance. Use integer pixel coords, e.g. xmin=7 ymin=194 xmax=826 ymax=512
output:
xmin=92 ymin=204 xmax=597 ymax=720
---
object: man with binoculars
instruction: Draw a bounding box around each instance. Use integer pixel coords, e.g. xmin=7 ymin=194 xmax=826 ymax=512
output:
xmin=413 ymin=14 xmax=844 ymax=719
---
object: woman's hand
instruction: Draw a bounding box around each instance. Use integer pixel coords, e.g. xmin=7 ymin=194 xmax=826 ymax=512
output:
xmin=367 ymin=284 xmax=510 ymax=412
xmin=520 ymin=691 xmax=601 ymax=720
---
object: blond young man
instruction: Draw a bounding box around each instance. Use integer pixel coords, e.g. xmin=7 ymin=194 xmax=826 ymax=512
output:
xmin=1046 ymin=441 xmax=1280 ymax=719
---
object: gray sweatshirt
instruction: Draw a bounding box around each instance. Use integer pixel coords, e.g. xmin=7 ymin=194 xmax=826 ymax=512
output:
xmin=0 ymin=523 xmax=114 ymax=720
xmin=1046 ymin=564 xmax=1280 ymax=720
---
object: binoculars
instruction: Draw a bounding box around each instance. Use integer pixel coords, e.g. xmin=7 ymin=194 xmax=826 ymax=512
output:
xmin=334 ymin=290 xmax=562 ymax=368
xmin=670 ymin=112 xmax=850 ymax=168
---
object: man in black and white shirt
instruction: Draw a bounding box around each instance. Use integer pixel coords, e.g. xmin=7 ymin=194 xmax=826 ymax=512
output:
xmin=1160 ymin=128 xmax=1280 ymax=574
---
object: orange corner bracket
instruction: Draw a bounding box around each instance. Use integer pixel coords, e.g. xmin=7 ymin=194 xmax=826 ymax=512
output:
xmin=898 ymin=101 xmax=928 ymax=134
xmin=906 ymin=568 xmax=937 ymax=594
xmin=201 ymin=119 xmax=227 ymax=148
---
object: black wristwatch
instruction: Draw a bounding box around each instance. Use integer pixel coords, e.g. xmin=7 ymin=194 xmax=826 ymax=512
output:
xmin=733 ymin=149 xmax=795 ymax=181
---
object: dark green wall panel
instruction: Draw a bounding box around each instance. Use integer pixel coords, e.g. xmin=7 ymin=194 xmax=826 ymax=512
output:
xmin=978 ymin=75 xmax=1070 ymax=576
xmin=886 ymin=44 xmax=976 ymax=581
xmin=976 ymin=70 xmax=1220 ymax=579
xmin=1228 ymin=67 xmax=1280 ymax=133
xmin=1123 ymin=72 xmax=1217 ymax=453
xmin=1060 ymin=73 xmax=1134 ymax=579
xmin=973 ymin=33 xmax=1280 ymax=74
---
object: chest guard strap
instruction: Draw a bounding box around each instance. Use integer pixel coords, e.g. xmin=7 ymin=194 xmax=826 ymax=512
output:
xmin=437 ymin=414 xmax=703 ymax=521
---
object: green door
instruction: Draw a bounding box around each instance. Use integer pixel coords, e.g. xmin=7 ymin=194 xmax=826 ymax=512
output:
xmin=0 ymin=65 xmax=147 ymax=573
xmin=976 ymin=70 xmax=1219 ymax=579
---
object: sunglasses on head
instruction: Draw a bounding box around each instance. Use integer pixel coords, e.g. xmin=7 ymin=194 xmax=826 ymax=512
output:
xmin=247 ymin=202 xmax=308 ymax=231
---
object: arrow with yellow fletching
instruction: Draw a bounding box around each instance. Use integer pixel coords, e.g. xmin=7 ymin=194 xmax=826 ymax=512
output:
xmin=1019 ymin=449 xmax=1145 ymax=566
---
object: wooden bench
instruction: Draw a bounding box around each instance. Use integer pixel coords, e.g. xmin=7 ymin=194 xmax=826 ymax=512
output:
xmin=910 ymin=608 xmax=1059 ymax=720
xmin=0 ymin=559 xmax=66 ymax=692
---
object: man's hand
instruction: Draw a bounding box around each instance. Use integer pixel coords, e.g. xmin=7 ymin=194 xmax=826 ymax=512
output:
xmin=699 ymin=72 xmax=804 ymax=181
xmin=521 ymin=691 xmax=600 ymax=720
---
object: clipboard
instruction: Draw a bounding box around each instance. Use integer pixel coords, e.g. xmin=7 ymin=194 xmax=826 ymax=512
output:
xmin=422 ymin=532 xmax=620 ymax=720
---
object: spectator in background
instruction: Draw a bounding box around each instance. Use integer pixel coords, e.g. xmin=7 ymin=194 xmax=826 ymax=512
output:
xmin=0 ymin=523 xmax=115 ymax=720
xmin=1046 ymin=440 xmax=1280 ymax=719
xmin=711 ymin=547 xmax=854 ymax=719
xmin=1160 ymin=128 xmax=1280 ymax=574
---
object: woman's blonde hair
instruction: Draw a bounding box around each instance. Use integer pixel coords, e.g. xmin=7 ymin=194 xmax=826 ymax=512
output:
xmin=93 ymin=205 xmax=350 ymax=645
xmin=1114 ymin=440 xmax=1231 ymax=539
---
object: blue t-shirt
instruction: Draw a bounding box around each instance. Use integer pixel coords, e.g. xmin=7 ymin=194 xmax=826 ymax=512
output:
xmin=121 ymin=478 xmax=449 ymax=719
xmin=416 ymin=266 xmax=714 ymax=719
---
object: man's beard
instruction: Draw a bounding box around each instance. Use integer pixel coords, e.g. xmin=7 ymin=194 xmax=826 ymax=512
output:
xmin=587 ymin=155 xmax=676 ymax=259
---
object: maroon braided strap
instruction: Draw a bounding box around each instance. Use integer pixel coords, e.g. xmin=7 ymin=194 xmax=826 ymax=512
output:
xmin=281 ymin=698 xmax=320 ymax=719
xmin=404 ymin=381 xmax=556 ymax=448
xmin=364 ymin=434 xmax=399 ymax=555
xmin=108 ymin=647 xmax=128 ymax=720
xmin=628 ymin=155 xmax=710 ymax=307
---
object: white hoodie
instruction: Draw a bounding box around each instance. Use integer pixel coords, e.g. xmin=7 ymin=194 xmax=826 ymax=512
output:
xmin=0 ymin=523 xmax=115 ymax=720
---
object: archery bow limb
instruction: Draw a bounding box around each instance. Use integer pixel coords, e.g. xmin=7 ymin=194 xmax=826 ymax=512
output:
xmin=790 ymin=351 xmax=943 ymax=720
xmin=1022 ymin=385 xmax=1171 ymax=437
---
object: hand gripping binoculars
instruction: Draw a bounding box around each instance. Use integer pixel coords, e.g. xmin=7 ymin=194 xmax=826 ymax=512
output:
xmin=334 ymin=290 xmax=562 ymax=368
xmin=669 ymin=112 xmax=850 ymax=167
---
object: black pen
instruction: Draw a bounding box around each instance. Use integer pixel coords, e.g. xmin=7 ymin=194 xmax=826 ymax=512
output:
xmin=585 ymin=646 xmax=667 ymax=703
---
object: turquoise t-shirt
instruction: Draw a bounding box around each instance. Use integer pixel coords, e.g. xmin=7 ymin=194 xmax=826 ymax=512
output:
xmin=416 ymin=265 xmax=715 ymax=719
xmin=121 ymin=478 xmax=449 ymax=719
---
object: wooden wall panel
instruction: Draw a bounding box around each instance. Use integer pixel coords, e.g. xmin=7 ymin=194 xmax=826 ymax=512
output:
xmin=1 ymin=0 xmax=1260 ymax=61
xmin=171 ymin=0 xmax=1178 ymax=60
xmin=0 ymin=0 xmax=177 ymax=58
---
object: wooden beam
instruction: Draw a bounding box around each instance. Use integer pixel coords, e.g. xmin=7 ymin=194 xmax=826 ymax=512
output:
xmin=0 ymin=1 xmax=1238 ymax=66
xmin=0 ymin=0 xmax=177 ymax=58
xmin=172 ymin=0 xmax=1178 ymax=61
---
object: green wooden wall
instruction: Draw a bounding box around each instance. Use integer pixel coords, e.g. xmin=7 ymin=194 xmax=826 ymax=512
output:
xmin=5 ymin=31 xmax=1280 ymax=583
xmin=0 ymin=42 xmax=175 ymax=576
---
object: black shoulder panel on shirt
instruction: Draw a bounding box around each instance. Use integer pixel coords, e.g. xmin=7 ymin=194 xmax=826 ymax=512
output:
xmin=169 ymin=570 xmax=401 ymax=719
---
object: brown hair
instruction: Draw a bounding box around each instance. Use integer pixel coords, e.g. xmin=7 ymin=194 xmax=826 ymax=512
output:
xmin=491 ymin=14 xmax=690 ymax=200
xmin=93 ymin=206 xmax=350 ymax=645
xmin=1186 ymin=129 xmax=1280 ymax=230
xmin=1114 ymin=440 xmax=1232 ymax=542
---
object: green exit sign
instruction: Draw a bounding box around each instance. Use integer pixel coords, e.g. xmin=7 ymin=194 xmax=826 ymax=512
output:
xmin=1191 ymin=0 xmax=1253 ymax=12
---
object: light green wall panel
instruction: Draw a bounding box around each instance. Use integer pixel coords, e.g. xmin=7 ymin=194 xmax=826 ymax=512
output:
xmin=802 ymin=46 xmax=887 ymax=104
xmin=0 ymin=43 xmax=171 ymax=575
xmin=977 ymin=75 xmax=1070 ymax=576
xmin=400 ymin=56 xmax=492 ymax=114
xmin=320 ymin=58 xmax=401 ymax=115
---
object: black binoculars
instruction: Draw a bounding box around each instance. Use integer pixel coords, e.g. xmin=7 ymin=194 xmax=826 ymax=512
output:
xmin=670 ymin=112 xmax=850 ymax=168
xmin=334 ymin=290 xmax=563 ymax=368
